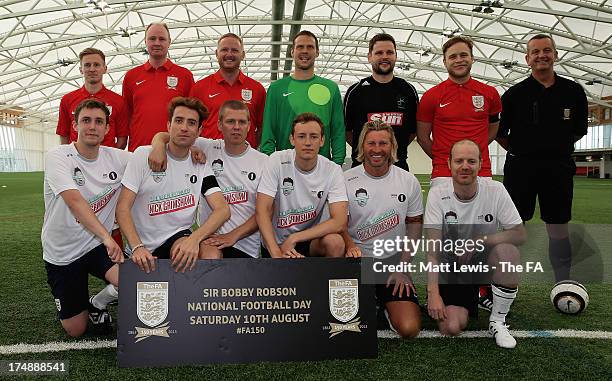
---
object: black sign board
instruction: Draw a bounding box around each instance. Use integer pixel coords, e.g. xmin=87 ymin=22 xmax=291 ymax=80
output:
xmin=117 ymin=258 xmax=377 ymax=368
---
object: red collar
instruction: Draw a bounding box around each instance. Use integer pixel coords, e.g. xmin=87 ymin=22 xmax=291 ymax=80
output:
xmin=143 ymin=59 xmax=174 ymax=71
xmin=213 ymin=69 xmax=245 ymax=85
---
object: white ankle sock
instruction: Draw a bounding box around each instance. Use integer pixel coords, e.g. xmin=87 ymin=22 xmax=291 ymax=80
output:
xmin=490 ymin=284 xmax=517 ymax=323
xmin=92 ymin=284 xmax=118 ymax=309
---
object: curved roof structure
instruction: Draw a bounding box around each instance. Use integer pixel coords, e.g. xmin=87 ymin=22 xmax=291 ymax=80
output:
xmin=0 ymin=0 xmax=611 ymax=129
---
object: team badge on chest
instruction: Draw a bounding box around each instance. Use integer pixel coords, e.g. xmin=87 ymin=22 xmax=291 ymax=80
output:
xmin=472 ymin=95 xmax=485 ymax=112
xmin=241 ymin=89 xmax=253 ymax=102
xmin=167 ymin=76 xmax=178 ymax=89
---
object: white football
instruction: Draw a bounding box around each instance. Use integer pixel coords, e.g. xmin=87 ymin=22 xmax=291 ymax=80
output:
xmin=550 ymin=280 xmax=589 ymax=314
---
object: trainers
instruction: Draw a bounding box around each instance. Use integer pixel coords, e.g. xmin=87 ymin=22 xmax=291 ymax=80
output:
xmin=478 ymin=295 xmax=493 ymax=312
xmin=88 ymin=297 xmax=112 ymax=329
xmin=489 ymin=321 xmax=516 ymax=349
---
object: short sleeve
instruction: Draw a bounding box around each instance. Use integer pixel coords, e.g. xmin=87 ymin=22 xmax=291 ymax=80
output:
xmin=121 ymin=147 xmax=147 ymax=193
xmin=424 ymin=187 xmax=443 ymax=230
xmin=257 ymin=152 xmax=280 ymax=197
xmin=416 ymin=90 xmax=436 ymax=123
xmin=405 ymin=174 xmax=424 ymax=217
xmin=497 ymin=186 xmax=522 ymax=229
xmin=45 ymin=149 xmax=77 ymax=195
xmin=327 ymin=164 xmax=348 ymax=204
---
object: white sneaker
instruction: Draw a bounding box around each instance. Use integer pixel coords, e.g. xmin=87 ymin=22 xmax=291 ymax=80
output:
xmin=489 ymin=321 xmax=516 ymax=349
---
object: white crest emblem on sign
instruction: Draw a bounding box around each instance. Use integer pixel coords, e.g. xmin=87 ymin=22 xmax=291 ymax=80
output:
xmin=329 ymin=279 xmax=359 ymax=323
xmin=106 ymin=105 xmax=113 ymax=116
xmin=241 ymin=89 xmax=253 ymax=102
xmin=167 ymin=76 xmax=178 ymax=88
xmin=137 ymin=282 xmax=168 ymax=327
xmin=472 ymin=95 xmax=484 ymax=110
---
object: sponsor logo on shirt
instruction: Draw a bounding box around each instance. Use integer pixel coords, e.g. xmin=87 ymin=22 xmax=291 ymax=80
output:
xmin=222 ymin=185 xmax=248 ymax=205
xmin=167 ymin=76 xmax=178 ymax=89
xmin=477 ymin=213 xmax=494 ymax=223
xmin=472 ymin=95 xmax=485 ymax=112
xmin=355 ymin=210 xmax=400 ymax=241
xmin=148 ymin=188 xmax=195 ymax=216
xmin=368 ymin=112 xmax=403 ymax=126
xmin=396 ymin=96 xmax=406 ymax=110
xmin=277 ymin=205 xmax=316 ymax=228
xmin=88 ymin=186 xmax=117 ymax=214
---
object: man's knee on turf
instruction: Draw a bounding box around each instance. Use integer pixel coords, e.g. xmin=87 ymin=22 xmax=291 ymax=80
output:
xmin=320 ymin=234 xmax=345 ymax=257
xmin=199 ymin=244 xmax=222 ymax=259
xmin=61 ymin=311 xmax=88 ymax=337
xmin=391 ymin=317 xmax=421 ymax=338
xmin=438 ymin=319 xmax=463 ymax=336
xmin=491 ymin=243 xmax=521 ymax=263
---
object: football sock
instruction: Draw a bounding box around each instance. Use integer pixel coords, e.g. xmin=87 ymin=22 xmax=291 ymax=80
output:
xmin=549 ymin=237 xmax=572 ymax=282
xmin=92 ymin=284 xmax=118 ymax=310
xmin=490 ymin=284 xmax=517 ymax=323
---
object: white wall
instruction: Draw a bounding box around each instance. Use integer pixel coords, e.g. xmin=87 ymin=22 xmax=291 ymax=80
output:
xmin=0 ymin=125 xmax=59 ymax=172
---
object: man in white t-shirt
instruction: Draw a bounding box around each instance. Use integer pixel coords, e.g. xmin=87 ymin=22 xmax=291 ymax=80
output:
xmin=256 ymin=112 xmax=348 ymax=258
xmin=149 ymin=100 xmax=268 ymax=258
xmin=116 ymin=97 xmax=229 ymax=273
xmin=424 ymin=139 xmax=526 ymax=349
xmin=42 ymin=99 xmax=130 ymax=337
xmin=341 ymin=120 xmax=423 ymax=338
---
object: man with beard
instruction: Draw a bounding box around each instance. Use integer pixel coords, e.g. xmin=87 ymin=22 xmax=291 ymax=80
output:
xmin=424 ymin=139 xmax=526 ymax=349
xmin=123 ymin=22 xmax=194 ymax=151
xmin=259 ymin=30 xmax=345 ymax=165
xmin=189 ymin=33 xmax=266 ymax=148
xmin=416 ymin=36 xmax=501 ymax=187
xmin=342 ymin=120 xmax=423 ymax=338
xmin=344 ymin=33 xmax=419 ymax=170
xmin=496 ymin=34 xmax=587 ymax=283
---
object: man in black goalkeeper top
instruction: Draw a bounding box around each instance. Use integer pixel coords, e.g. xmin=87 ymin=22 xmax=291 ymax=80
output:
xmin=344 ymin=33 xmax=419 ymax=171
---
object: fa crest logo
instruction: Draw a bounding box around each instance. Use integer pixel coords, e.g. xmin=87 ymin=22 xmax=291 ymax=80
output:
xmin=241 ymin=89 xmax=253 ymax=102
xmin=327 ymin=279 xmax=362 ymax=338
xmin=472 ymin=95 xmax=485 ymax=111
xmin=167 ymin=76 xmax=178 ymax=89
xmin=329 ymin=279 xmax=359 ymax=323
xmin=134 ymin=282 xmax=171 ymax=342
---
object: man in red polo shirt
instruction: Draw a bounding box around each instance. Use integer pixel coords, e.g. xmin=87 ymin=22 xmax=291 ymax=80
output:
xmin=56 ymin=48 xmax=128 ymax=149
xmin=122 ymin=22 xmax=194 ymax=152
xmin=416 ymin=36 xmax=502 ymax=312
xmin=416 ymin=36 xmax=501 ymax=187
xmin=189 ymin=33 xmax=266 ymax=148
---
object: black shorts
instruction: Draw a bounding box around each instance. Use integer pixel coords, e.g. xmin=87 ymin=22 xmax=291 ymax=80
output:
xmin=45 ymin=244 xmax=114 ymax=320
xmin=260 ymin=240 xmax=312 ymax=258
xmin=221 ymin=246 xmax=255 ymax=259
xmin=376 ymin=283 xmax=419 ymax=306
xmin=438 ymin=284 xmax=479 ymax=318
xmin=152 ymin=229 xmax=192 ymax=259
xmin=503 ymin=155 xmax=575 ymax=224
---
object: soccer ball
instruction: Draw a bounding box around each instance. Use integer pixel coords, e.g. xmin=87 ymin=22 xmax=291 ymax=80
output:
xmin=550 ymin=280 xmax=589 ymax=314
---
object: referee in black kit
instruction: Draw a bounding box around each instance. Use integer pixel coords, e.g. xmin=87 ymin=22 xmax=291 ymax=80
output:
xmin=496 ymin=34 xmax=588 ymax=283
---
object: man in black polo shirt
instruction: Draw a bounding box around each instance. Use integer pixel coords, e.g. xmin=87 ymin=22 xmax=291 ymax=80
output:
xmin=497 ymin=34 xmax=588 ymax=283
xmin=344 ymin=33 xmax=419 ymax=170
